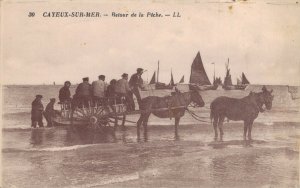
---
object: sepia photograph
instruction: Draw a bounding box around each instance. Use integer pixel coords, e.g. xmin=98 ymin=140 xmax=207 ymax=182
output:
xmin=1 ymin=0 xmax=300 ymax=187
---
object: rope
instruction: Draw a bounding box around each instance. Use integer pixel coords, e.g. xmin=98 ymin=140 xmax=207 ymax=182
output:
xmin=185 ymin=107 xmax=210 ymax=123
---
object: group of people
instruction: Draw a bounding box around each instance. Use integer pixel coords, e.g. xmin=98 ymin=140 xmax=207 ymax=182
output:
xmin=31 ymin=68 xmax=145 ymax=128
xmin=31 ymin=95 xmax=58 ymax=128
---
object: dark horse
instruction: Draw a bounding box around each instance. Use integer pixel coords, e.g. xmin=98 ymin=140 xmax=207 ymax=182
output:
xmin=210 ymin=86 xmax=274 ymax=140
xmin=137 ymin=87 xmax=205 ymax=140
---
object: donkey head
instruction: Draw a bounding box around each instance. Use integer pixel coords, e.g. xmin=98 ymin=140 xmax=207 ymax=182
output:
xmin=189 ymin=85 xmax=205 ymax=107
xmin=260 ymin=86 xmax=274 ymax=110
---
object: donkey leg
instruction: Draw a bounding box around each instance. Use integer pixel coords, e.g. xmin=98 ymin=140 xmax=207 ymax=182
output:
xmin=218 ymin=116 xmax=225 ymax=140
xmin=137 ymin=115 xmax=143 ymax=140
xmin=247 ymin=119 xmax=254 ymax=140
xmin=243 ymin=121 xmax=248 ymax=140
xmin=143 ymin=114 xmax=150 ymax=141
xmin=218 ymin=116 xmax=225 ymax=135
xmin=175 ymin=117 xmax=180 ymax=139
xmin=213 ymin=116 xmax=219 ymax=139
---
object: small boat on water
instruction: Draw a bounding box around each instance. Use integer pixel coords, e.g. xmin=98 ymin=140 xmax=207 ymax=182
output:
xmin=189 ymin=52 xmax=217 ymax=90
xmin=148 ymin=61 xmax=174 ymax=90
xmin=235 ymin=72 xmax=250 ymax=90
xmin=223 ymin=58 xmax=250 ymax=90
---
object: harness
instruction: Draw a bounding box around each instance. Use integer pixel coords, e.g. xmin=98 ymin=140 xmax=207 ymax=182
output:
xmin=164 ymin=91 xmax=210 ymax=123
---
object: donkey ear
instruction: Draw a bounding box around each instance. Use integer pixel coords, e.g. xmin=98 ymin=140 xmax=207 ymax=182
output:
xmin=262 ymin=85 xmax=267 ymax=92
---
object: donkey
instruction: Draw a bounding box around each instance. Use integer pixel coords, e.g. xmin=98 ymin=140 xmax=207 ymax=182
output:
xmin=210 ymin=86 xmax=274 ymax=140
xmin=137 ymin=87 xmax=205 ymax=140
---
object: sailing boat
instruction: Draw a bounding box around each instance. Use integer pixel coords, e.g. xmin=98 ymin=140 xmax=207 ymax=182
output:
xmin=179 ymin=75 xmax=184 ymax=83
xmin=235 ymin=72 xmax=250 ymax=90
xmin=149 ymin=71 xmax=156 ymax=84
xmin=223 ymin=58 xmax=235 ymax=90
xmin=189 ymin=52 xmax=216 ymax=90
xmin=148 ymin=61 xmax=174 ymax=90
xmin=169 ymin=70 xmax=175 ymax=86
xmin=223 ymin=58 xmax=250 ymax=90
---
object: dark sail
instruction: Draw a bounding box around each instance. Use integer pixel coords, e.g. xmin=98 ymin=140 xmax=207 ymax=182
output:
xmin=169 ymin=71 xmax=175 ymax=86
xmin=179 ymin=75 xmax=184 ymax=83
xmin=241 ymin=72 xmax=250 ymax=84
xmin=224 ymin=69 xmax=233 ymax=86
xmin=149 ymin=72 xmax=156 ymax=84
xmin=224 ymin=59 xmax=233 ymax=86
xmin=189 ymin=52 xmax=211 ymax=85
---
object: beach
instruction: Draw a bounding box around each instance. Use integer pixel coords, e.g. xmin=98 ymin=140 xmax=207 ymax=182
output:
xmin=2 ymin=85 xmax=300 ymax=187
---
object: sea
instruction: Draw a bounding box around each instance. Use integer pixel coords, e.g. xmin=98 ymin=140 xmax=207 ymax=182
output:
xmin=2 ymin=84 xmax=300 ymax=188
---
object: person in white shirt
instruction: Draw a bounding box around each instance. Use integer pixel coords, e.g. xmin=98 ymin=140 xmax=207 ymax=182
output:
xmin=92 ymin=75 xmax=107 ymax=104
xmin=115 ymin=73 xmax=134 ymax=111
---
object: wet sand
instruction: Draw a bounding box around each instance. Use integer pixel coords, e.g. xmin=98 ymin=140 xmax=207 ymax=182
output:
xmin=2 ymin=122 xmax=299 ymax=188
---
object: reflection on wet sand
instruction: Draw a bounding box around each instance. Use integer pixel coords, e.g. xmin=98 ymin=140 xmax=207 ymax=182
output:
xmin=30 ymin=126 xmax=118 ymax=147
xmin=65 ymin=126 xmax=117 ymax=145
xmin=3 ymin=123 xmax=299 ymax=188
xmin=30 ymin=129 xmax=44 ymax=146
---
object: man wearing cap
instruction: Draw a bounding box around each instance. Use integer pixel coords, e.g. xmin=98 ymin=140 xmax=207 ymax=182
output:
xmin=75 ymin=77 xmax=92 ymax=107
xmin=59 ymin=81 xmax=72 ymax=103
xmin=31 ymin=95 xmax=44 ymax=128
xmin=43 ymin=98 xmax=58 ymax=127
xmin=115 ymin=73 xmax=134 ymax=111
xmin=129 ymin=68 xmax=144 ymax=109
xmin=92 ymin=75 xmax=107 ymax=103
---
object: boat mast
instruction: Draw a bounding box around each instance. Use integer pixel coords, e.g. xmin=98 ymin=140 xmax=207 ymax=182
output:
xmin=157 ymin=61 xmax=159 ymax=82
xmin=212 ymin=62 xmax=215 ymax=82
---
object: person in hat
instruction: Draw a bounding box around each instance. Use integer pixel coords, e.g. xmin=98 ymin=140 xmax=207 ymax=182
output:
xmin=92 ymin=75 xmax=107 ymax=104
xmin=43 ymin=98 xmax=58 ymax=127
xmin=75 ymin=77 xmax=92 ymax=107
xmin=115 ymin=73 xmax=135 ymax=111
xmin=59 ymin=81 xmax=72 ymax=103
xmin=31 ymin=95 xmax=44 ymax=128
xmin=106 ymin=79 xmax=117 ymax=98
xmin=129 ymin=68 xmax=144 ymax=109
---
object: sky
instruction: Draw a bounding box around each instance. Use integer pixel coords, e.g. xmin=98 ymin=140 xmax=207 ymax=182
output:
xmin=2 ymin=0 xmax=300 ymax=85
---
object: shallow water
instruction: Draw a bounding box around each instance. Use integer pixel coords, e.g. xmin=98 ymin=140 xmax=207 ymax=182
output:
xmin=2 ymin=122 xmax=299 ymax=188
xmin=2 ymin=85 xmax=300 ymax=187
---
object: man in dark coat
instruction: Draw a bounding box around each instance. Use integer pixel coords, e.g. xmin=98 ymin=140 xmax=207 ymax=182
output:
xmin=129 ymin=68 xmax=144 ymax=109
xmin=31 ymin=95 xmax=44 ymax=128
xmin=75 ymin=77 xmax=92 ymax=107
xmin=43 ymin=98 xmax=57 ymax=127
xmin=106 ymin=79 xmax=117 ymax=97
xmin=59 ymin=81 xmax=71 ymax=103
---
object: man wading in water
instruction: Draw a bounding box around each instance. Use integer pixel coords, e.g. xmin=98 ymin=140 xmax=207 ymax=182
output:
xmin=31 ymin=95 xmax=44 ymax=128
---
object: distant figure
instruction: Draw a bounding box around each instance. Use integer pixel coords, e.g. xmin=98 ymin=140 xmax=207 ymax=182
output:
xmin=75 ymin=77 xmax=92 ymax=107
xmin=106 ymin=79 xmax=117 ymax=97
xmin=129 ymin=68 xmax=144 ymax=109
xmin=92 ymin=75 xmax=107 ymax=103
xmin=31 ymin=95 xmax=44 ymax=128
xmin=43 ymin=98 xmax=57 ymax=127
xmin=115 ymin=73 xmax=134 ymax=111
xmin=59 ymin=81 xmax=71 ymax=103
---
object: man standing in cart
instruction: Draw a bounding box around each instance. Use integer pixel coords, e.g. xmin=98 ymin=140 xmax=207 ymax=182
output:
xmin=74 ymin=77 xmax=92 ymax=107
xmin=129 ymin=68 xmax=144 ymax=109
xmin=115 ymin=73 xmax=135 ymax=111
xmin=59 ymin=81 xmax=72 ymax=103
xmin=92 ymin=75 xmax=107 ymax=105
